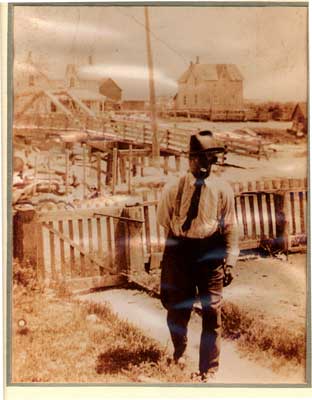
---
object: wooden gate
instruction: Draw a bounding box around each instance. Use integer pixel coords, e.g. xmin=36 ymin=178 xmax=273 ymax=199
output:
xmin=15 ymin=205 xmax=144 ymax=292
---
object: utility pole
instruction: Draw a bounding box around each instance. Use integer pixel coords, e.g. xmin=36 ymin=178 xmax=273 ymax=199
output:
xmin=144 ymin=6 xmax=160 ymax=165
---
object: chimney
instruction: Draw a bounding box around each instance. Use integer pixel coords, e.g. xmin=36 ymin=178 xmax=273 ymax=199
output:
xmin=196 ymin=56 xmax=200 ymax=64
xmin=88 ymin=55 xmax=93 ymax=65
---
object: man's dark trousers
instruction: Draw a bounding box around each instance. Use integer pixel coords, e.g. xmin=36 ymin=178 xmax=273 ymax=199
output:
xmin=160 ymin=233 xmax=225 ymax=374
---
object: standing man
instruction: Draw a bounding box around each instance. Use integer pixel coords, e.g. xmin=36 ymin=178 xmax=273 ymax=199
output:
xmin=157 ymin=130 xmax=239 ymax=382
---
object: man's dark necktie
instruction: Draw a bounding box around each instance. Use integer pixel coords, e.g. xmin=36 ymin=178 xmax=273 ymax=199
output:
xmin=182 ymin=178 xmax=205 ymax=232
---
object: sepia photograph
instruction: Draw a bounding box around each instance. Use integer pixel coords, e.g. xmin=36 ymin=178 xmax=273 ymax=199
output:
xmin=8 ymin=2 xmax=309 ymax=387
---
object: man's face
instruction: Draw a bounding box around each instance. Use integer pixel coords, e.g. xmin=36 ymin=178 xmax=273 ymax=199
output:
xmin=189 ymin=153 xmax=214 ymax=179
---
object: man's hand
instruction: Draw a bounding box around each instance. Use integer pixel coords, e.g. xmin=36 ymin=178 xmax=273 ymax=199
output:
xmin=223 ymin=265 xmax=234 ymax=287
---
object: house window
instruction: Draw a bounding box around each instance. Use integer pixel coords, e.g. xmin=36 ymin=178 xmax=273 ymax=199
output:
xmin=194 ymin=94 xmax=198 ymax=105
xmin=69 ymin=78 xmax=75 ymax=88
xmin=183 ymin=96 xmax=187 ymax=106
xmin=50 ymin=102 xmax=57 ymax=113
xmin=29 ymin=75 xmax=35 ymax=86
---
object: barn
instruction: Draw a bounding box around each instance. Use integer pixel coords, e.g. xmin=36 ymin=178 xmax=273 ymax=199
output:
xmin=175 ymin=57 xmax=244 ymax=119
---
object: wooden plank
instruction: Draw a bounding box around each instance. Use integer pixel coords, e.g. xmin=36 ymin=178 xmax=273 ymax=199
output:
xmin=96 ymin=217 xmax=103 ymax=258
xmin=87 ymin=218 xmax=97 ymax=276
xmin=248 ymin=194 xmax=257 ymax=239
xmin=36 ymin=223 xmax=45 ymax=281
xmin=265 ymin=193 xmax=274 ymax=238
xmin=112 ymin=147 xmax=118 ymax=194
xmin=253 ymin=194 xmax=261 ymax=238
xmin=290 ymin=192 xmax=296 ymax=235
xmin=235 ymin=197 xmax=245 ymax=239
xmin=153 ymin=190 xmax=162 ymax=252
xmin=64 ymin=274 xmax=124 ymax=292
xmin=48 ymin=221 xmax=57 ymax=281
xmin=142 ymin=192 xmax=152 ymax=256
xmin=244 ymin=195 xmax=252 ymax=238
xmin=106 ymin=217 xmax=113 ymax=270
xmin=37 ymin=206 xmax=122 ymax=221
xmin=58 ymin=220 xmax=66 ymax=278
xmin=125 ymin=207 xmax=144 ymax=274
xmin=300 ymin=191 xmax=306 ymax=233
xmin=96 ymin=152 xmax=102 ymax=195
xmin=240 ymin=195 xmax=248 ymax=238
xmin=257 ymin=193 xmax=265 ymax=238
xmin=68 ymin=219 xmax=76 ymax=278
xmin=128 ymin=144 xmax=133 ymax=194
xmin=78 ymin=219 xmax=86 ymax=277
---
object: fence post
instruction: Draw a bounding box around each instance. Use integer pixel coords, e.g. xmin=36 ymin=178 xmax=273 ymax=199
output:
xmin=112 ymin=147 xmax=118 ymax=194
xmin=96 ymin=152 xmax=102 ymax=195
xmin=128 ymin=145 xmax=133 ymax=194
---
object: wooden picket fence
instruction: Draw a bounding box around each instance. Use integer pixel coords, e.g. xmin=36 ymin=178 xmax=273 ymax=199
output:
xmin=139 ymin=177 xmax=308 ymax=268
xmin=15 ymin=205 xmax=145 ymax=292
xmin=14 ymin=177 xmax=307 ymax=291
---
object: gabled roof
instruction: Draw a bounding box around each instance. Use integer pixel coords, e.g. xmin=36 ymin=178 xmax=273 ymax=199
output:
xmin=292 ymin=102 xmax=307 ymax=119
xmin=99 ymin=77 xmax=122 ymax=92
xmin=178 ymin=63 xmax=243 ymax=83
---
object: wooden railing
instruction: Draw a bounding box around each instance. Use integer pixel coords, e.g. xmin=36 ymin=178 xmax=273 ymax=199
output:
xmin=14 ymin=112 xmax=270 ymax=159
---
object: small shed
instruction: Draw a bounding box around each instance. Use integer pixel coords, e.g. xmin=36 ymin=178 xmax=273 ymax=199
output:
xmin=291 ymin=102 xmax=307 ymax=136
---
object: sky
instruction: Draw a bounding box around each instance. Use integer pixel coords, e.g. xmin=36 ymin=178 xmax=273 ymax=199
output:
xmin=13 ymin=5 xmax=308 ymax=102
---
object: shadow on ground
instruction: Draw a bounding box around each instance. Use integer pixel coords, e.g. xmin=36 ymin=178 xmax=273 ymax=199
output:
xmin=96 ymin=347 xmax=162 ymax=374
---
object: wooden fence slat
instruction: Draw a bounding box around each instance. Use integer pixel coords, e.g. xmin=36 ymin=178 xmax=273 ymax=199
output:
xmin=290 ymin=192 xmax=296 ymax=235
xmin=154 ymin=189 xmax=162 ymax=252
xmin=265 ymin=194 xmax=274 ymax=238
xmin=36 ymin=223 xmax=45 ymax=281
xmin=257 ymin=193 xmax=265 ymax=238
xmin=48 ymin=221 xmax=57 ymax=281
xmin=295 ymin=191 xmax=303 ymax=234
xmin=300 ymin=191 xmax=306 ymax=233
xmin=106 ymin=217 xmax=113 ymax=270
xmin=240 ymin=196 xmax=248 ymax=238
xmin=96 ymin=217 xmax=103 ymax=258
xmin=58 ymin=220 xmax=66 ymax=278
xmin=253 ymin=194 xmax=261 ymax=237
xmin=248 ymin=195 xmax=257 ymax=239
xmin=143 ymin=192 xmax=152 ymax=256
xmin=235 ymin=197 xmax=245 ymax=239
xmin=78 ymin=219 xmax=86 ymax=277
xmin=68 ymin=219 xmax=76 ymax=278
xmin=270 ymin=194 xmax=277 ymax=239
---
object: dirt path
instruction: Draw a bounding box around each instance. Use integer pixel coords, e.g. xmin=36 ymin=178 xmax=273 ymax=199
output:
xmin=78 ymin=288 xmax=305 ymax=384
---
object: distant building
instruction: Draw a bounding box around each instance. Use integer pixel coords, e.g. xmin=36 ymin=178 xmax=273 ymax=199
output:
xmin=121 ymin=100 xmax=146 ymax=111
xmin=291 ymin=102 xmax=307 ymax=136
xmin=99 ymin=79 xmax=122 ymax=102
xmin=175 ymin=57 xmax=244 ymax=115
xmin=14 ymin=53 xmax=122 ymax=105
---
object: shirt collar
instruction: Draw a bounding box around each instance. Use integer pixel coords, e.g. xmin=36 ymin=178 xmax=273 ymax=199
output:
xmin=187 ymin=171 xmax=211 ymax=186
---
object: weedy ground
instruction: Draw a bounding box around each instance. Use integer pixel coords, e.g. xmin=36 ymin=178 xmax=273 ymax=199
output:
xmin=11 ymin=261 xmax=191 ymax=383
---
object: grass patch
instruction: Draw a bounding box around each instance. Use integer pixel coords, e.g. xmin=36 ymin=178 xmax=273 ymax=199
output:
xmin=222 ymin=300 xmax=306 ymax=365
xmin=11 ymin=262 xmax=192 ymax=383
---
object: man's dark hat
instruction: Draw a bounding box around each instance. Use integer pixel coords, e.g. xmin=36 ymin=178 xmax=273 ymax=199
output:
xmin=189 ymin=130 xmax=225 ymax=156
